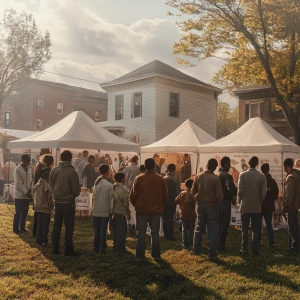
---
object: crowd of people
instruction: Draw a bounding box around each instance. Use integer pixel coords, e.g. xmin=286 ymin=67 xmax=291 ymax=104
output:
xmin=10 ymin=148 xmax=300 ymax=260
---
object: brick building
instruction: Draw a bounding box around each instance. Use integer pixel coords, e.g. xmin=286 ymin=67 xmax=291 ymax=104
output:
xmin=1 ymin=79 xmax=108 ymax=131
xmin=234 ymin=86 xmax=294 ymax=141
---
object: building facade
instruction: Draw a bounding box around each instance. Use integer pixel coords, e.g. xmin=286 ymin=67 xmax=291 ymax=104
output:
xmin=1 ymin=79 xmax=108 ymax=131
xmin=100 ymin=60 xmax=221 ymax=146
xmin=234 ymin=86 xmax=294 ymax=140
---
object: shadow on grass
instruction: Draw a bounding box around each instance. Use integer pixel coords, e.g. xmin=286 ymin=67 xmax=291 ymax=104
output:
xmin=19 ymin=211 xmax=223 ymax=300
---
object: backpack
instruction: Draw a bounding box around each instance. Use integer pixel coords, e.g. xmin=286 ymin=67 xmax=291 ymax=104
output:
xmin=219 ymin=171 xmax=237 ymax=202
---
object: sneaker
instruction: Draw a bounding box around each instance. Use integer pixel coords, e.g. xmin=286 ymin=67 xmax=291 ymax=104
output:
xmin=20 ymin=229 xmax=29 ymax=233
xmin=64 ymin=251 xmax=81 ymax=257
xmin=181 ymin=243 xmax=188 ymax=249
xmin=13 ymin=229 xmax=21 ymax=234
xmin=240 ymin=249 xmax=248 ymax=254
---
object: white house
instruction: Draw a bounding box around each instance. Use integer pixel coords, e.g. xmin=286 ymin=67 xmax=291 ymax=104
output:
xmin=99 ymin=60 xmax=221 ymax=146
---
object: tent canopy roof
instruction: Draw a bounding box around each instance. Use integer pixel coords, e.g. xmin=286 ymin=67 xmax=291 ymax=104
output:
xmin=8 ymin=111 xmax=140 ymax=153
xmin=198 ymin=117 xmax=300 ymax=153
xmin=141 ymin=119 xmax=216 ymax=154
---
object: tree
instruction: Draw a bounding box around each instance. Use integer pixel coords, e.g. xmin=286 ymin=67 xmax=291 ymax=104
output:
xmin=166 ymin=0 xmax=300 ymax=144
xmin=0 ymin=9 xmax=51 ymax=106
xmin=217 ymin=102 xmax=238 ymax=139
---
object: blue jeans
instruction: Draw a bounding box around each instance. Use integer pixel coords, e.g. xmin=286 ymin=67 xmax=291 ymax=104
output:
xmin=194 ymin=205 xmax=218 ymax=254
xmin=258 ymin=211 xmax=274 ymax=245
xmin=136 ymin=215 xmax=160 ymax=259
xmin=182 ymin=220 xmax=195 ymax=247
xmin=287 ymin=212 xmax=300 ymax=250
xmin=218 ymin=201 xmax=231 ymax=249
xmin=93 ymin=216 xmax=109 ymax=252
xmin=13 ymin=199 xmax=30 ymax=231
xmin=52 ymin=202 xmax=75 ymax=254
xmin=36 ymin=212 xmax=51 ymax=245
xmin=241 ymin=213 xmax=261 ymax=253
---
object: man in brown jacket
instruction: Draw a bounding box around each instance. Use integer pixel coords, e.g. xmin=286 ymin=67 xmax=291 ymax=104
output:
xmin=130 ymin=158 xmax=168 ymax=262
xmin=283 ymin=158 xmax=300 ymax=253
xmin=192 ymin=158 xmax=223 ymax=258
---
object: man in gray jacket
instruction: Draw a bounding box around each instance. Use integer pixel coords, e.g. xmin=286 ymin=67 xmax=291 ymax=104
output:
xmin=124 ymin=155 xmax=139 ymax=191
xmin=74 ymin=150 xmax=89 ymax=186
xmin=50 ymin=150 xmax=81 ymax=256
xmin=238 ymin=156 xmax=267 ymax=255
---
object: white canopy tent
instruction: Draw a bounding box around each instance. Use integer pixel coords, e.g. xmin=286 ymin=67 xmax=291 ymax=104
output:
xmin=198 ymin=117 xmax=300 ymax=154
xmin=141 ymin=119 xmax=216 ymax=154
xmin=8 ymin=111 xmax=140 ymax=153
xmin=197 ymin=117 xmax=300 ymax=192
xmin=141 ymin=119 xmax=216 ymax=176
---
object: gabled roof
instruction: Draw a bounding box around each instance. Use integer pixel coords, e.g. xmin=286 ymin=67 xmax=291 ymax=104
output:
xmin=100 ymin=60 xmax=221 ymax=91
xmin=141 ymin=119 xmax=216 ymax=154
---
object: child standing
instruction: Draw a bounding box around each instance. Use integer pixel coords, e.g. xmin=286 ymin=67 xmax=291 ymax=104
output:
xmin=112 ymin=172 xmax=131 ymax=252
xmin=175 ymin=179 xmax=196 ymax=248
xmin=93 ymin=164 xmax=114 ymax=254
xmin=34 ymin=167 xmax=54 ymax=246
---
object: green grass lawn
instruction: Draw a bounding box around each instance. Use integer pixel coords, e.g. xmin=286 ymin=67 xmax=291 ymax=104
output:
xmin=0 ymin=202 xmax=300 ymax=300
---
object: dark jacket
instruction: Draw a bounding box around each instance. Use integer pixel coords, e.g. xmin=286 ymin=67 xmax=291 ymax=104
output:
xmin=218 ymin=167 xmax=237 ymax=202
xmin=130 ymin=171 xmax=168 ymax=217
xmin=50 ymin=161 xmax=81 ymax=204
xmin=175 ymin=189 xmax=196 ymax=220
xmin=82 ymin=163 xmax=97 ymax=190
xmin=283 ymin=169 xmax=300 ymax=213
xmin=164 ymin=173 xmax=180 ymax=207
xmin=261 ymin=173 xmax=279 ymax=212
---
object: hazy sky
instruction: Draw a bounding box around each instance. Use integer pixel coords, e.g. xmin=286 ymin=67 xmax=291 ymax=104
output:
xmin=1 ymin=0 xmax=237 ymax=106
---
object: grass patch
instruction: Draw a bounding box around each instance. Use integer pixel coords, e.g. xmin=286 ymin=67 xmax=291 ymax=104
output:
xmin=0 ymin=202 xmax=300 ymax=299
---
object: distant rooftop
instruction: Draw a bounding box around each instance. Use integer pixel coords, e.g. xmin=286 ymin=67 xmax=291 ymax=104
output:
xmin=31 ymin=79 xmax=107 ymax=99
xmin=234 ymin=86 xmax=274 ymax=100
xmin=100 ymin=60 xmax=221 ymax=91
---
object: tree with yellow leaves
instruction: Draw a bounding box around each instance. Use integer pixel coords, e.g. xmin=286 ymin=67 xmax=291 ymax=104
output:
xmin=167 ymin=0 xmax=300 ymax=144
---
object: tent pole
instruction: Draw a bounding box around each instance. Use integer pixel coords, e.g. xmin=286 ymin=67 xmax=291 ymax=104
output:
xmin=196 ymin=153 xmax=199 ymax=175
xmin=281 ymin=152 xmax=284 ymax=193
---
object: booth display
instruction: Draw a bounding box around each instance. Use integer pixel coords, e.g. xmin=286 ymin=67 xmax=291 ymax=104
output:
xmin=198 ymin=118 xmax=300 ymax=192
xmin=141 ymin=119 xmax=216 ymax=180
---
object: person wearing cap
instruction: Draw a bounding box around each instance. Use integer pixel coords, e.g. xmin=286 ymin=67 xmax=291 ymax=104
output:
xmin=33 ymin=167 xmax=54 ymax=246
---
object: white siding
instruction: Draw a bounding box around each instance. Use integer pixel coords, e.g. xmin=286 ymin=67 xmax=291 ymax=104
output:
xmin=100 ymin=79 xmax=156 ymax=145
xmin=155 ymin=77 xmax=217 ymax=141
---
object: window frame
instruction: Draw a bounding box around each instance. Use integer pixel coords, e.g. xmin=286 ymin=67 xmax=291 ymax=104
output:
xmin=249 ymin=102 xmax=261 ymax=119
xmin=57 ymin=103 xmax=64 ymax=114
xmin=169 ymin=92 xmax=180 ymax=118
xmin=4 ymin=111 xmax=11 ymax=127
xmin=115 ymin=95 xmax=124 ymax=120
xmin=132 ymin=92 xmax=142 ymax=118
xmin=95 ymin=110 xmax=101 ymax=122
xmin=37 ymin=99 xmax=44 ymax=108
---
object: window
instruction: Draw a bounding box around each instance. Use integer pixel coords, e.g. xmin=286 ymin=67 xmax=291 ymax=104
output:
xmin=132 ymin=93 xmax=142 ymax=118
xmin=95 ymin=110 xmax=101 ymax=122
xmin=115 ymin=95 xmax=124 ymax=120
xmin=57 ymin=103 xmax=63 ymax=114
xmin=36 ymin=119 xmax=43 ymax=130
xmin=37 ymin=99 xmax=44 ymax=108
xmin=4 ymin=112 xmax=10 ymax=127
xmin=249 ymin=103 xmax=260 ymax=118
xmin=169 ymin=93 xmax=179 ymax=118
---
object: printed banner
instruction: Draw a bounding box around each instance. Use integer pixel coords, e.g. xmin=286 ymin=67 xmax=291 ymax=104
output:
xmin=199 ymin=153 xmax=287 ymax=193
xmin=75 ymin=191 xmax=91 ymax=210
